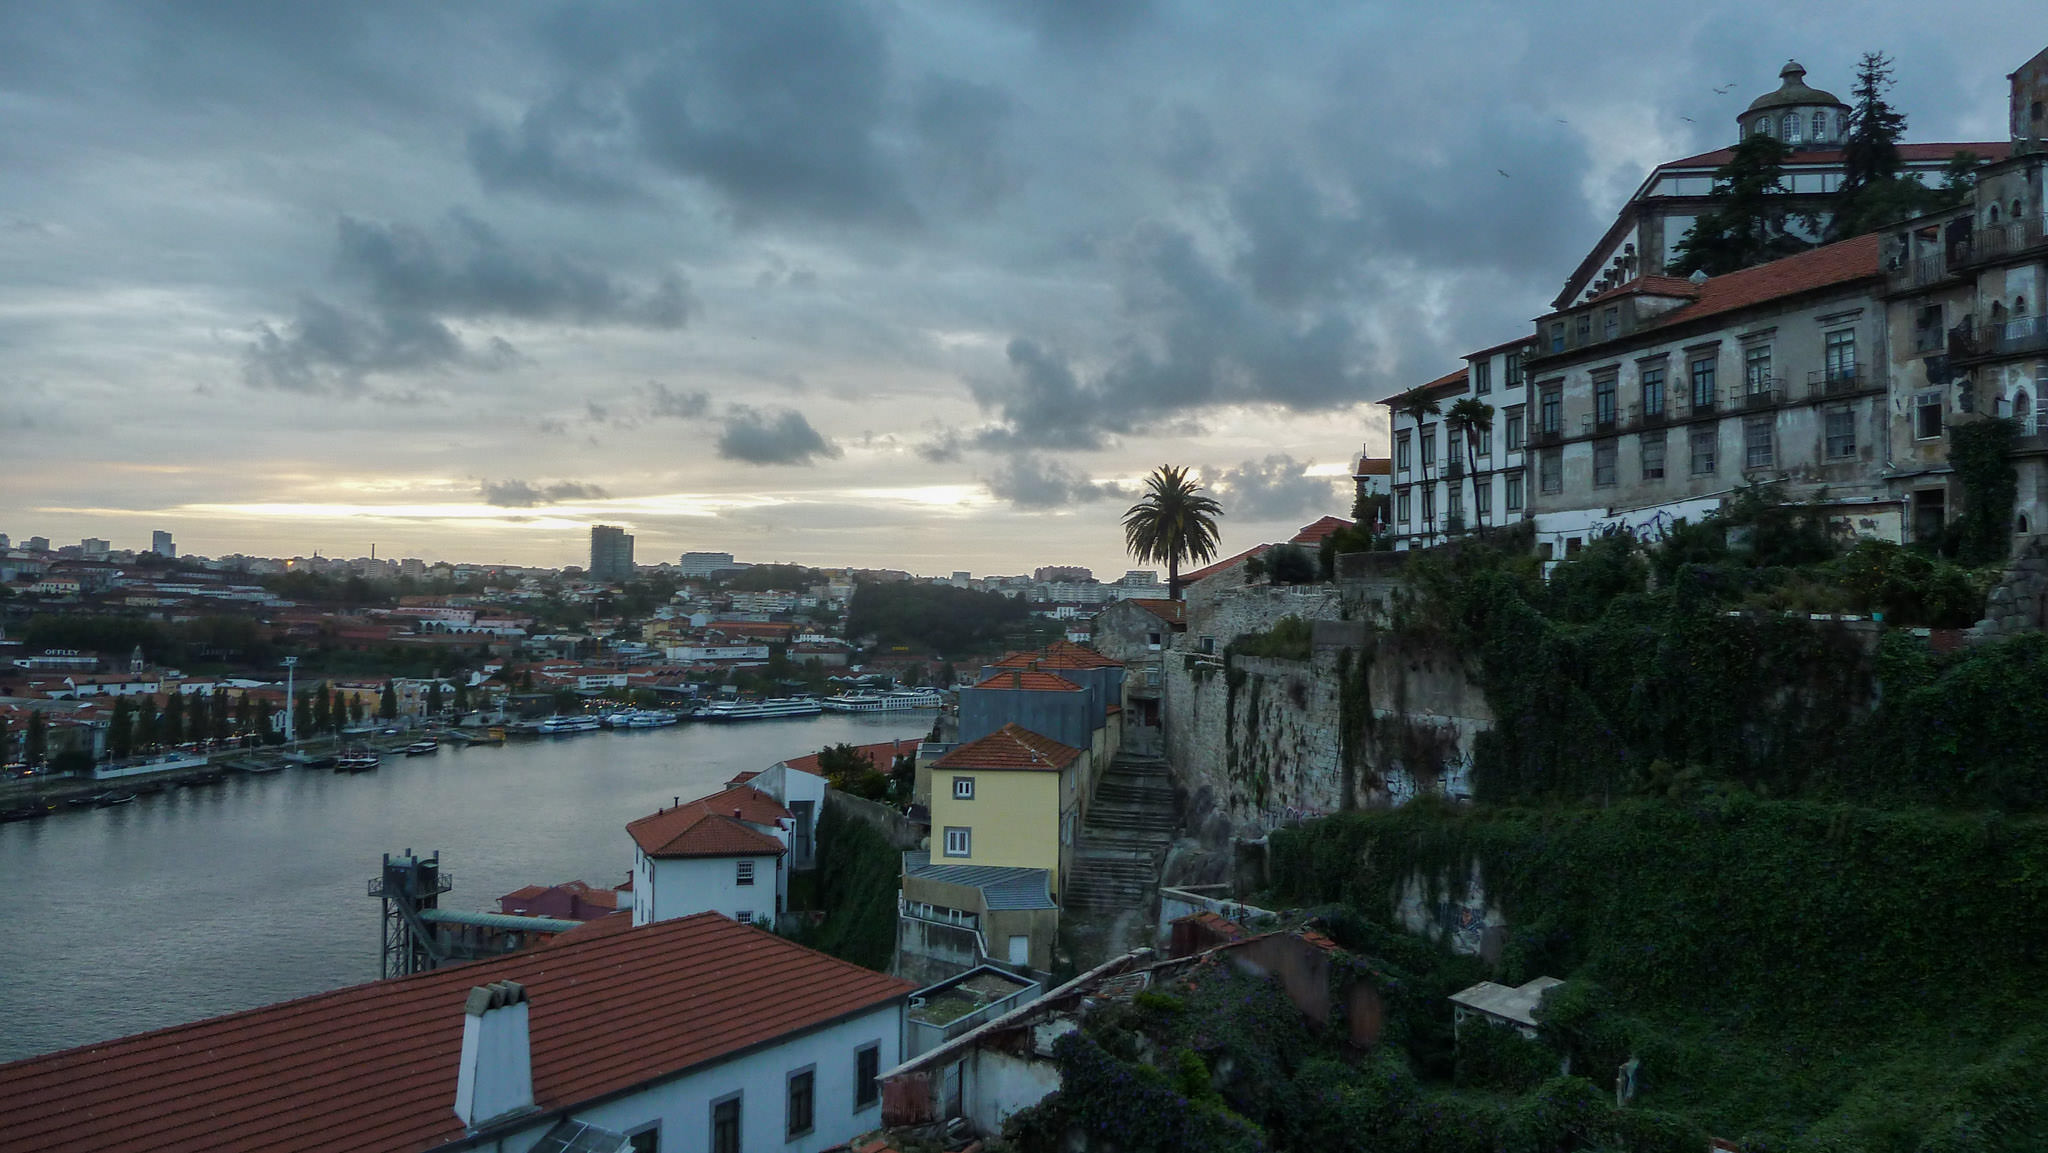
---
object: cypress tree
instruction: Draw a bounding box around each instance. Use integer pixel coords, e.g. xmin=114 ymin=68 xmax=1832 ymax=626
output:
xmin=1828 ymin=51 xmax=1939 ymax=240
xmin=164 ymin=692 xmax=186 ymax=747
xmin=257 ymin=698 xmax=275 ymax=745
xmin=26 ymin=710 xmax=47 ymax=766
xmin=109 ymin=697 xmax=133 ymax=759
xmin=312 ymin=683 xmax=332 ymax=734
xmin=380 ymin=681 xmax=398 ymax=721
xmin=1668 ymin=135 xmax=1807 ymax=275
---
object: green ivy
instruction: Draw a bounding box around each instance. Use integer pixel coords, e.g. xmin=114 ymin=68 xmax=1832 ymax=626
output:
xmin=1948 ymin=417 xmax=2020 ymax=566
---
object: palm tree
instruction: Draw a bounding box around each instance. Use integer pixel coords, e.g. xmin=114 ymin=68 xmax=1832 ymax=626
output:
xmin=1445 ymin=397 xmax=1495 ymax=534
xmin=1123 ymin=465 xmax=1224 ymax=600
xmin=1395 ymin=388 xmax=1444 ymax=542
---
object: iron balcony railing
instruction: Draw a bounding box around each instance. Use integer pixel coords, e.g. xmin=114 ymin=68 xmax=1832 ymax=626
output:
xmin=1741 ymin=377 xmax=1779 ymax=410
xmin=1963 ymin=218 xmax=2047 ymax=264
xmin=1808 ymin=366 xmax=1861 ymax=397
xmin=1986 ymin=315 xmax=2048 ymax=357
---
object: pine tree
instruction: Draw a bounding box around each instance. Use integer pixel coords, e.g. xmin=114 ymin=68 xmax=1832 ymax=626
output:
xmin=294 ymin=690 xmax=311 ymax=740
xmin=348 ymin=695 xmax=364 ymax=726
xmin=380 ymin=681 xmax=398 ymax=721
xmin=1829 ymin=51 xmax=1933 ymax=241
xmin=427 ymin=681 xmax=443 ymax=716
xmin=1668 ymin=135 xmax=1808 ymax=275
xmin=312 ymin=683 xmax=332 ymax=734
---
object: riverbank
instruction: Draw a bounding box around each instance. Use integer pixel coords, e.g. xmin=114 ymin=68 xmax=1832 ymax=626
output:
xmin=0 ymin=713 xmax=929 ymax=1062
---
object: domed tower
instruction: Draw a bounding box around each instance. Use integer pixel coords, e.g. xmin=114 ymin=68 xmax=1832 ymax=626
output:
xmin=1739 ymin=60 xmax=1851 ymax=150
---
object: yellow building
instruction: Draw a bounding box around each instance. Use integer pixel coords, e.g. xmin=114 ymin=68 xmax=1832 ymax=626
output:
xmin=925 ymin=723 xmax=1085 ymax=900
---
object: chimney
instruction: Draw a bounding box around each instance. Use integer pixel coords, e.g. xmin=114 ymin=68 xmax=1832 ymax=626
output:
xmin=454 ymin=981 xmax=534 ymax=1127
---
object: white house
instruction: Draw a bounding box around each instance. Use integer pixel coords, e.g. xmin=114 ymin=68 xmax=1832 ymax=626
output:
xmin=736 ymin=761 xmax=830 ymax=871
xmin=0 ymin=912 xmax=913 ymax=1153
xmin=627 ymin=784 xmax=793 ymax=927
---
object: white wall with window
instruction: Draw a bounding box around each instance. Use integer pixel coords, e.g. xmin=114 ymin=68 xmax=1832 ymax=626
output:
xmin=636 ymin=849 xmax=786 ymax=928
xmin=554 ymin=1001 xmax=902 ymax=1153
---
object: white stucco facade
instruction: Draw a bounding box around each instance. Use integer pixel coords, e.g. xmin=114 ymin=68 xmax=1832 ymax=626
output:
xmin=633 ymin=847 xmax=785 ymax=928
xmin=493 ymin=1000 xmax=904 ymax=1153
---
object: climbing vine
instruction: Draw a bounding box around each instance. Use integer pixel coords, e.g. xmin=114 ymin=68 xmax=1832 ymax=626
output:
xmin=1949 ymin=416 xmax=2019 ymax=566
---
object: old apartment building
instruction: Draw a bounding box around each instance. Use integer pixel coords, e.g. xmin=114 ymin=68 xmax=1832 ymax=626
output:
xmin=1385 ymin=46 xmax=2048 ymax=557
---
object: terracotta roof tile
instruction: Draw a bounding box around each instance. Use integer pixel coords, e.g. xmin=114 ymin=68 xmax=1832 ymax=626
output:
xmin=1123 ymin=598 xmax=1186 ymax=625
xmin=779 ymin=738 xmax=921 ymax=777
xmin=969 ymin=668 xmax=1085 ymax=692
xmin=0 ymin=913 xmax=913 ymax=1153
xmin=626 ymin=785 xmax=792 ymax=858
xmin=1598 ymin=233 xmax=1881 ymax=332
xmin=932 ymin=723 xmax=1083 ymax=772
xmin=1290 ymin=516 xmax=1352 ymax=545
xmin=1660 ymin=140 xmax=2007 ymax=170
xmin=990 ymin=640 xmax=1123 ymax=670
xmin=1179 ymin=543 xmax=1271 ymax=585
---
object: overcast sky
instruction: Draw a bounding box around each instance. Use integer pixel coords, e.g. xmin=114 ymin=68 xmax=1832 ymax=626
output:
xmin=1 ymin=1 xmax=2031 ymax=576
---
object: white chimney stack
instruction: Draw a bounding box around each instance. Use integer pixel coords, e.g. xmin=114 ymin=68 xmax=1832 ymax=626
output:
xmin=454 ymin=980 xmax=534 ymax=1127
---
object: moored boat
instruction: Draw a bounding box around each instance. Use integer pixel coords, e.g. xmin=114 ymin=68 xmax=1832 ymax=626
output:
xmin=334 ymin=748 xmax=382 ymax=773
xmin=537 ymin=715 xmax=603 ymax=735
xmin=694 ymin=697 xmax=824 ymax=722
xmin=403 ymin=739 xmax=440 ymax=756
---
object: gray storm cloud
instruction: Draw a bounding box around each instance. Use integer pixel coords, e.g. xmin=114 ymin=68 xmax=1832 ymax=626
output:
xmin=478 ymin=478 xmax=611 ymax=507
xmin=716 ymin=405 xmax=841 ymax=466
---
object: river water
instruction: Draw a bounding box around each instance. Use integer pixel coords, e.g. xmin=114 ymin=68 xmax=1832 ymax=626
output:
xmin=0 ymin=715 xmax=931 ymax=1062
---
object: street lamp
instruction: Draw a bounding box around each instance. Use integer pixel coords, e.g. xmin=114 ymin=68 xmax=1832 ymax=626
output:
xmin=283 ymin=656 xmax=299 ymax=748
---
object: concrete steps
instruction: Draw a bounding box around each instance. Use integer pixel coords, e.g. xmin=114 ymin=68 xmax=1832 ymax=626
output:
xmin=1065 ymin=754 xmax=1180 ymax=913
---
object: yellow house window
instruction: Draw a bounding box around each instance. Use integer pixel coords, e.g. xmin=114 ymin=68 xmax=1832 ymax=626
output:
xmin=953 ymin=777 xmax=976 ymax=800
xmin=943 ymin=826 xmax=971 ymax=857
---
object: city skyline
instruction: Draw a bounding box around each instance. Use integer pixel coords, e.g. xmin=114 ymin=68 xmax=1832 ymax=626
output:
xmin=4 ymin=2 xmax=2027 ymax=575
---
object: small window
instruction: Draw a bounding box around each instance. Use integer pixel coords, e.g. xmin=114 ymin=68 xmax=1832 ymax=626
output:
xmin=856 ymin=1043 xmax=882 ymax=1110
xmin=943 ymin=826 xmax=971 ymax=857
xmin=787 ymin=1068 xmax=816 ymax=1140
xmin=711 ymin=1094 xmax=741 ymax=1153
xmin=1593 ymin=439 xmax=1618 ymax=487
xmin=1641 ymin=367 xmax=1666 ymax=416
xmin=1689 ymin=425 xmax=1718 ymax=475
xmin=735 ymin=909 xmax=754 ymax=924
xmin=1783 ymin=113 xmax=1802 ymax=143
xmin=1505 ymin=408 xmax=1526 ymax=451
xmin=1602 ymin=307 xmax=1619 ymax=340
xmin=1812 ymin=111 xmax=1827 ymax=141
xmin=1825 ymin=406 xmax=1856 ymax=458
xmin=1505 ymin=352 xmax=1524 ymax=387
xmin=1421 ymin=486 xmax=1436 ymax=524
xmin=1395 ymin=432 xmax=1411 ymax=472
xmin=736 ymin=859 xmax=756 ymax=886
xmin=1474 ymin=482 xmax=1492 ymax=520
xmin=1824 ymin=329 xmax=1856 ymax=385
xmin=1504 ymin=472 xmax=1525 ymax=512
xmin=1145 ymin=632 xmax=1161 ymax=650
xmin=1915 ymin=390 xmax=1944 ymax=439
xmin=1420 ymin=425 xmax=1438 ymax=468
xmin=1549 ymin=322 xmax=1565 ymax=353
xmin=1744 ymin=415 xmax=1775 ymax=470
xmin=1472 ymin=360 xmax=1492 ymax=395
xmin=1538 ymin=385 xmax=1562 ymax=434
xmin=1575 ymin=313 xmax=1592 ymax=344
xmin=1566 ymin=537 xmax=1584 ymax=557
xmin=1538 ymin=447 xmax=1562 ymax=495
xmin=1744 ymin=345 xmax=1772 ymax=395
xmin=1476 ymin=425 xmax=1492 ymax=458
xmin=953 ymin=776 xmax=975 ymax=800
xmin=627 ymin=1126 xmax=660 ymax=1153
xmin=1641 ymin=433 xmax=1667 ymax=480
xmin=1447 ymin=488 xmax=1464 ymax=522
xmin=1396 ymin=489 xmax=1412 ymax=525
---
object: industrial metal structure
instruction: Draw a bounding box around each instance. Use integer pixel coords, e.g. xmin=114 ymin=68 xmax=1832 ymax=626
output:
xmin=370 ymin=849 xmax=580 ymax=978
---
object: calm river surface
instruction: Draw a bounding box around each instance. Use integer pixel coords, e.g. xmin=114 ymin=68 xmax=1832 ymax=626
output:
xmin=0 ymin=715 xmax=930 ymax=1062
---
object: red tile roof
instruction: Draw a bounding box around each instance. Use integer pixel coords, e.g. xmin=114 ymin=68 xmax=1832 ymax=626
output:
xmin=1627 ymin=233 xmax=1880 ymax=331
xmin=542 ymin=909 xmax=636 ymax=948
xmin=990 ymin=640 xmax=1123 ymax=671
xmin=627 ymin=785 xmax=792 ymax=859
xmin=1179 ymin=543 xmax=1271 ymax=585
xmin=970 ymin=668 xmax=1085 ymax=692
xmin=932 ymin=723 xmax=1083 ymax=772
xmin=0 ymin=913 xmax=913 ymax=1153
xmin=1660 ymin=140 xmax=2007 ymax=170
xmin=1290 ymin=516 xmax=1352 ymax=545
xmin=1124 ymin=598 xmax=1186 ymax=626
xmin=779 ymin=738 xmax=921 ymax=778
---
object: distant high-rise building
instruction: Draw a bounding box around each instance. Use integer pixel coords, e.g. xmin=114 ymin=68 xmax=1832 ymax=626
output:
xmin=151 ymin=530 xmax=176 ymax=558
xmin=0 ymin=533 xmax=9 ymax=550
xmin=677 ymin=551 xmax=737 ymax=578
xmin=26 ymin=536 xmax=49 ymax=553
xmin=590 ymin=525 xmax=635 ymax=582
xmin=81 ymin=538 xmax=111 ymax=560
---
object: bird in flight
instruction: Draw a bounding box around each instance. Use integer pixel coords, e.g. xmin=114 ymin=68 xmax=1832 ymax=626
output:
xmin=1496 ymin=169 xmax=1512 ymax=178
xmin=1680 ymin=115 xmax=1695 ymax=122
xmin=1712 ymin=83 xmax=1734 ymax=94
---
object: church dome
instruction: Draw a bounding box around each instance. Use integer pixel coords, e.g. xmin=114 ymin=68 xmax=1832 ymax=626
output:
xmin=1746 ymin=60 xmax=1845 ymax=113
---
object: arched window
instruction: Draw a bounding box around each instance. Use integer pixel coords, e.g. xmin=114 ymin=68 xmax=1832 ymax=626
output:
xmin=1783 ymin=113 xmax=1802 ymax=143
xmin=1755 ymin=117 xmax=1773 ymax=137
xmin=1812 ymin=111 xmax=1828 ymax=141
xmin=2021 ymin=512 xmax=2033 ymax=534
xmin=2015 ymin=199 xmax=2026 ymax=219
xmin=1990 ymin=204 xmax=2002 ymax=225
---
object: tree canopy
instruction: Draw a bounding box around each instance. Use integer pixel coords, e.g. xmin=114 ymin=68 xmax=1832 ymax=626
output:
xmin=845 ymin=581 xmax=1031 ymax=655
xmin=1667 ymin=135 xmax=1808 ymax=276
xmin=1122 ymin=464 xmax=1224 ymax=599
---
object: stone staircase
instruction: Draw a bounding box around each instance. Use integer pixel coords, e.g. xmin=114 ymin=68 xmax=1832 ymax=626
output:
xmin=1064 ymin=755 xmax=1177 ymax=913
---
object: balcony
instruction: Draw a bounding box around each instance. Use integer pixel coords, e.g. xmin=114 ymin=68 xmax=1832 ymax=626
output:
xmin=1961 ymin=218 xmax=2047 ymax=265
xmin=1592 ymin=407 xmax=1619 ymax=434
xmin=1807 ymin=366 xmax=1862 ymax=398
xmin=1740 ymin=378 xmax=1779 ymax=410
xmin=1445 ymin=459 xmax=1466 ymax=479
xmin=1687 ymin=392 xmax=1719 ymax=416
xmin=1531 ymin=426 xmax=1563 ymax=447
xmin=1954 ymin=315 xmax=2048 ymax=363
xmin=1888 ymin=253 xmax=1955 ymax=292
xmin=1628 ymin=403 xmax=1668 ymax=430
